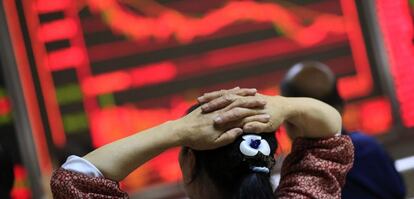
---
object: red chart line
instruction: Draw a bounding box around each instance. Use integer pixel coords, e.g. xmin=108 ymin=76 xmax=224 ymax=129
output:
xmin=87 ymin=0 xmax=345 ymax=46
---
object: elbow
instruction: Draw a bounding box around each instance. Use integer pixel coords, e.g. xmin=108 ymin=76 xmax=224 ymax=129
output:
xmin=332 ymin=108 xmax=342 ymax=135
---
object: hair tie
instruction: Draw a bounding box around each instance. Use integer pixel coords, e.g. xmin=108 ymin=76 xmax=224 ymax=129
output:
xmin=250 ymin=166 xmax=270 ymax=173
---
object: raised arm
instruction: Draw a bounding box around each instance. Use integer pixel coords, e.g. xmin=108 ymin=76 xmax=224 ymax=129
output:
xmin=52 ymin=88 xmax=273 ymax=198
xmin=262 ymin=95 xmax=342 ymax=139
xmin=199 ymin=90 xmax=353 ymax=199
xmin=83 ymin=120 xmax=184 ymax=181
xmin=82 ymin=88 xmax=264 ymax=181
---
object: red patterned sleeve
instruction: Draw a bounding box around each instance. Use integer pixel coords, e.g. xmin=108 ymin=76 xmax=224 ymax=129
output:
xmin=51 ymin=168 xmax=129 ymax=199
xmin=275 ymin=135 xmax=354 ymax=199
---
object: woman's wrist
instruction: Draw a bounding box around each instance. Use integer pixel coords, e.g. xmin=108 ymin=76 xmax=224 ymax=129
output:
xmin=268 ymin=96 xmax=307 ymax=139
xmin=268 ymin=95 xmax=294 ymax=121
xmin=274 ymin=97 xmax=342 ymax=138
xmin=157 ymin=119 xmax=186 ymax=148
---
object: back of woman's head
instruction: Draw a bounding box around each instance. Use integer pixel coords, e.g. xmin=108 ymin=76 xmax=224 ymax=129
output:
xmin=184 ymin=102 xmax=277 ymax=198
xmin=192 ymin=133 xmax=277 ymax=199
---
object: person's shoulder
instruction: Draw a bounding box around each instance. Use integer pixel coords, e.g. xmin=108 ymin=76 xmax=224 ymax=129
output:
xmin=347 ymin=131 xmax=379 ymax=146
xmin=347 ymin=131 xmax=389 ymax=157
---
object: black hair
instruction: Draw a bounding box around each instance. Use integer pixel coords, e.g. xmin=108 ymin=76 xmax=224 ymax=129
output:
xmin=280 ymin=74 xmax=344 ymax=112
xmin=185 ymin=104 xmax=277 ymax=199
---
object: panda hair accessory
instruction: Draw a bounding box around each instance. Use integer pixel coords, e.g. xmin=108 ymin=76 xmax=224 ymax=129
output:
xmin=239 ymin=135 xmax=274 ymax=173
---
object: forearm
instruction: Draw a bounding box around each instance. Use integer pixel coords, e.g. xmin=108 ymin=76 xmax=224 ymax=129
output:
xmin=83 ymin=120 xmax=182 ymax=181
xmin=274 ymin=96 xmax=342 ymax=138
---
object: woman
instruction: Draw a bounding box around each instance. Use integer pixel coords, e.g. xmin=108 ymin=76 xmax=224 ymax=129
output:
xmin=51 ymin=87 xmax=353 ymax=199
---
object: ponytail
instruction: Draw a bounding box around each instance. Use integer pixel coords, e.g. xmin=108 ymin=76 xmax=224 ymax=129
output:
xmin=235 ymin=173 xmax=275 ymax=199
xmin=191 ymin=133 xmax=277 ymax=199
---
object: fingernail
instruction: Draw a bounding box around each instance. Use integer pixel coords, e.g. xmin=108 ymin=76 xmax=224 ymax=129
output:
xmin=235 ymin=128 xmax=243 ymax=135
xmin=259 ymin=100 xmax=266 ymax=105
xmin=197 ymin=96 xmax=204 ymax=102
xmin=263 ymin=114 xmax=270 ymax=119
xmin=201 ymin=104 xmax=209 ymax=111
xmin=250 ymin=88 xmax=257 ymax=92
xmin=234 ymin=86 xmax=240 ymax=89
xmin=214 ymin=116 xmax=222 ymax=123
xmin=237 ymin=129 xmax=243 ymax=136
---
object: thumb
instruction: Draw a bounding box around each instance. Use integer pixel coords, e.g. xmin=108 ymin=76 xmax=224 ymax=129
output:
xmin=214 ymin=128 xmax=243 ymax=147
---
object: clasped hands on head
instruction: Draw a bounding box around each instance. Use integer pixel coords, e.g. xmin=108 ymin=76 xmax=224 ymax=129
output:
xmin=178 ymin=87 xmax=283 ymax=150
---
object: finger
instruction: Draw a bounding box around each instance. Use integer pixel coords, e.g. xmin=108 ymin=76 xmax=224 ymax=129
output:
xmin=197 ymin=87 xmax=239 ymax=104
xmin=202 ymin=95 xmax=266 ymax=113
xmin=201 ymin=94 xmax=237 ymax=113
xmin=214 ymin=128 xmax=243 ymax=147
xmin=243 ymin=121 xmax=272 ymax=133
xmin=232 ymin=88 xmax=257 ymax=97
xmin=218 ymin=114 xmax=271 ymax=130
xmin=214 ymin=107 xmax=264 ymax=125
xmin=241 ymin=114 xmax=271 ymax=125
xmin=198 ymin=87 xmax=257 ymax=103
xmin=224 ymin=96 xmax=266 ymax=111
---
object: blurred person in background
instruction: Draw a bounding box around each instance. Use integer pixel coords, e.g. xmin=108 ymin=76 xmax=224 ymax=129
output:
xmin=280 ymin=61 xmax=406 ymax=199
xmin=51 ymin=87 xmax=353 ymax=199
xmin=0 ymin=143 xmax=14 ymax=199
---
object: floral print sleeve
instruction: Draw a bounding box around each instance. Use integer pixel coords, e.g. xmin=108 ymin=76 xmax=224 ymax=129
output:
xmin=51 ymin=168 xmax=129 ymax=199
xmin=275 ymin=135 xmax=354 ymax=199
